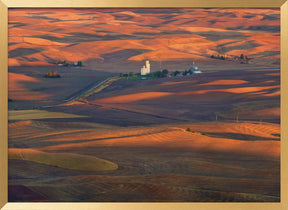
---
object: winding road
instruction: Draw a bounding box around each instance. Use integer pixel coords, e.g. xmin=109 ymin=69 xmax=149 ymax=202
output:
xmin=63 ymin=76 xmax=120 ymax=105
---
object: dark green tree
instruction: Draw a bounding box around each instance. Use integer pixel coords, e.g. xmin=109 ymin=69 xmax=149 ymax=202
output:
xmin=153 ymin=71 xmax=162 ymax=78
xmin=174 ymin=71 xmax=180 ymax=76
xmin=162 ymin=69 xmax=169 ymax=76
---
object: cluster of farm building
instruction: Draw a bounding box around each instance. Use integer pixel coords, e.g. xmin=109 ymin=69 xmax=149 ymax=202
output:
xmin=120 ymin=60 xmax=202 ymax=79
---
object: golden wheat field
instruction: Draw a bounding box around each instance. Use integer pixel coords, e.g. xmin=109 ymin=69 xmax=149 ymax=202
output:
xmin=8 ymin=8 xmax=280 ymax=202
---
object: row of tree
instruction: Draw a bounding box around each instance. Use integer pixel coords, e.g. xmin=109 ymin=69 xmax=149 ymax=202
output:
xmin=149 ymin=69 xmax=169 ymax=78
xmin=44 ymin=70 xmax=61 ymax=78
xmin=119 ymin=69 xmax=169 ymax=78
xmin=210 ymin=54 xmax=226 ymax=60
xmin=210 ymin=53 xmax=250 ymax=64
xmin=119 ymin=67 xmax=202 ymax=79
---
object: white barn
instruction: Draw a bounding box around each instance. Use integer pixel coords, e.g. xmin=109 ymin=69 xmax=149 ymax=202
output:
xmin=189 ymin=61 xmax=202 ymax=74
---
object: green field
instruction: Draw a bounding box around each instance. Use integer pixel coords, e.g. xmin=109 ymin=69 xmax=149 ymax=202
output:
xmin=9 ymin=148 xmax=118 ymax=171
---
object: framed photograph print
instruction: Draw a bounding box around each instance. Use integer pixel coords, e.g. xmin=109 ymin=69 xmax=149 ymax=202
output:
xmin=0 ymin=0 xmax=288 ymax=209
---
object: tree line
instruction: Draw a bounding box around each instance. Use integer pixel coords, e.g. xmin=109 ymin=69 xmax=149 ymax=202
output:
xmin=119 ymin=69 xmax=169 ymax=78
xmin=44 ymin=70 xmax=61 ymax=78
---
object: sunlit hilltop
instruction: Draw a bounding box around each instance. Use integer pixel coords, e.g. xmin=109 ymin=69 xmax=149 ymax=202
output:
xmin=9 ymin=8 xmax=279 ymax=67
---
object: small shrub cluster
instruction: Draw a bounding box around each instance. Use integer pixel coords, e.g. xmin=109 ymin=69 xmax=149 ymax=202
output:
xmin=119 ymin=72 xmax=135 ymax=77
xmin=44 ymin=70 xmax=61 ymax=78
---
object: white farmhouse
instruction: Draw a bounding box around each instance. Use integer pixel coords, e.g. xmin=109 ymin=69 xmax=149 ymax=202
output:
xmin=141 ymin=60 xmax=150 ymax=76
xmin=189 ymin=61 xmax=202 ymax=74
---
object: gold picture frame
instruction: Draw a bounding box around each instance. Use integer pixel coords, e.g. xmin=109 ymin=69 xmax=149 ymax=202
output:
xmin=1 ymin=0 xmax=288 ymax=209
